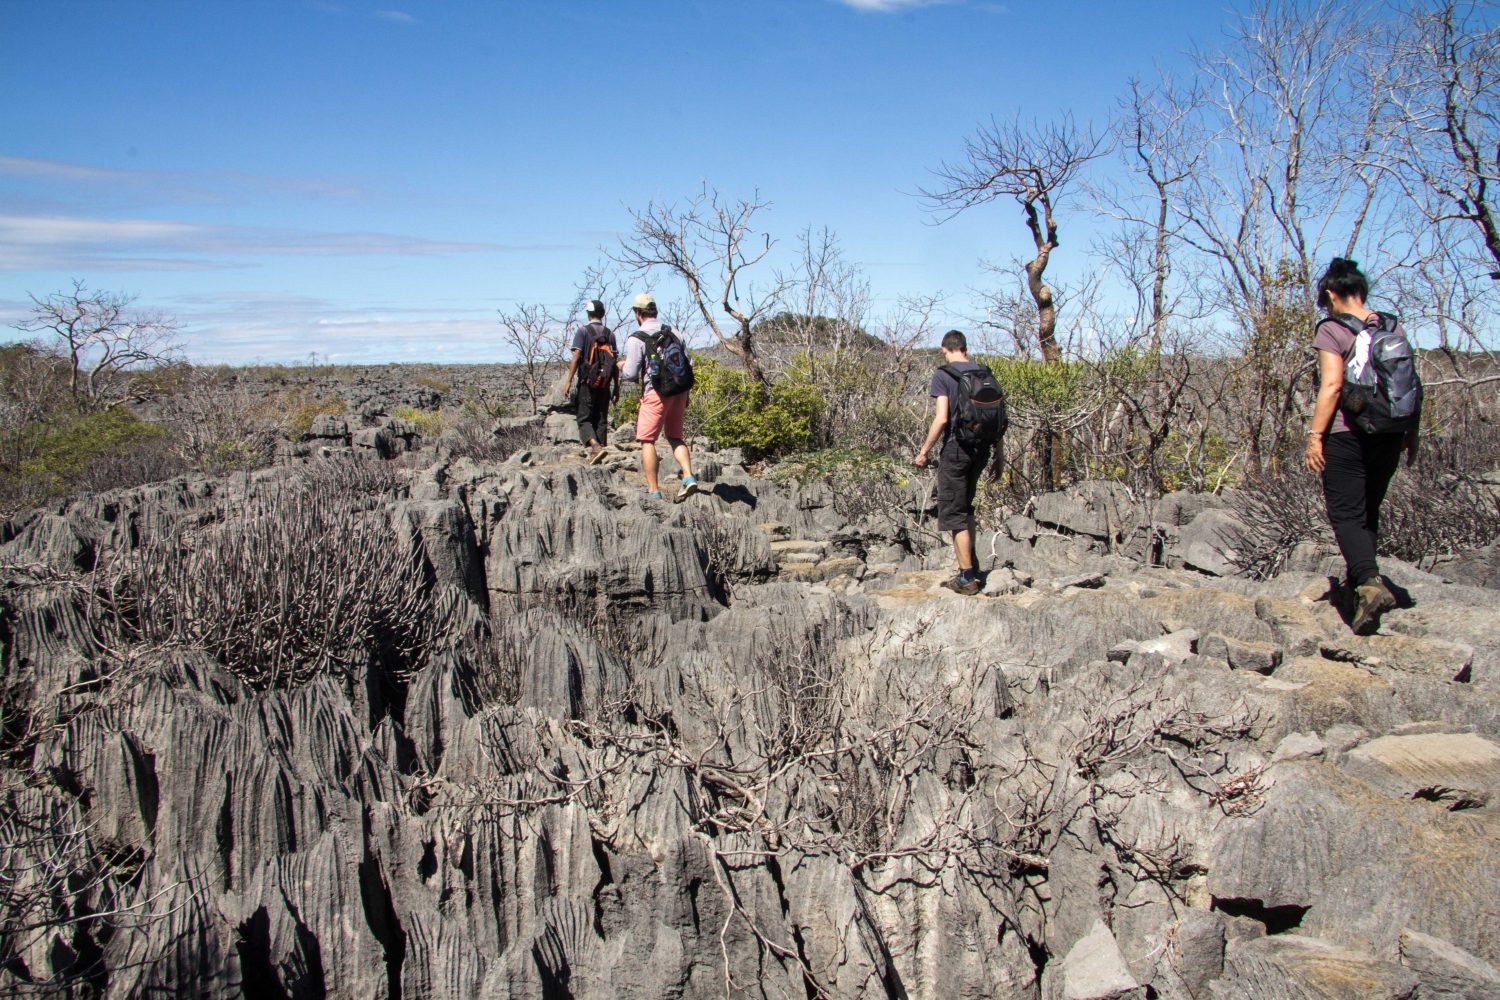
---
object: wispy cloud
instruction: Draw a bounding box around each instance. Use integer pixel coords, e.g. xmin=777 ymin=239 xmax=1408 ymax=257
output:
xmin=0 ymin=212 xmax=580 ymax=272
xmin=833 ymin=0 xmax=952 ymax=11
xmin=375 ymin=9 xmax=417 ymax=23
xmin=0 ymin=155 xmax=378 ymax=207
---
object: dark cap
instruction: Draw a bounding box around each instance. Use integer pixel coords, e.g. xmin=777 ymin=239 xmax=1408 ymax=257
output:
xmin=584 ymin=299 xmax=605 ymax=316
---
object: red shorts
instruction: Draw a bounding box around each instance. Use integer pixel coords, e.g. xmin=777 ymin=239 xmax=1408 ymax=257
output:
xmin=635 ymin=388 xmax=688 ymax=443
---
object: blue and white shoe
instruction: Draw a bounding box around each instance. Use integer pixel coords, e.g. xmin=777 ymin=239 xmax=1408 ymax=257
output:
xmin=675 ymin=476 xmax=701 ymax=503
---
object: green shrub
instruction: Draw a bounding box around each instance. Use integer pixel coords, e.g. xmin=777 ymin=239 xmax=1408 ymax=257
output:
xmin=14 ymin=409 xmax=168 ymax=499
xmin=613 ymin=392 xmax=641 ymax=429
xmin=982 ymin=355 xmax=1089 ymax=413
xmin=392 ymin=405 xmax=445 ymax=438
xmin=412 ymin=374 xmax=452 ymax=393
xmin=279 ymin=391 xmax=346 ymax=440
xmin=688 ymin=359 xmax=823 ymax=460
xmin=769 ymin=446 xmax=905 ymax=488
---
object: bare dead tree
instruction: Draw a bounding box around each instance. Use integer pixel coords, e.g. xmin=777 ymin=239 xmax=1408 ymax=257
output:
xmin=1180 ymin=1 xmax=1381 ymax=313
xmin=568 ymin=261 xmax=631 ymax=336
xmin=1380 ymin=1 xmax=1500 ymax=279
xmin=1363 ymin=0 xmax=1500 ymax=392
xmin=759 ymin=228 xmax=938 ymax=449
xmin=925 ymin=115 xmax=1104 ymax=363
xmin=971 ymin=276 xmax=1039 ymax=359
xmin=1172 ymin=0 xmax=1390 ymax=471
xmin=763 ymin=227 xmax=873 ymax=375
xmin=611 ymin=184 xmax=783 ymax=387
xmin=1094 ymin=77 xmax=1212 ymax=350
xmin=496 ymin=302 xmax=565 ymax=415
xmin=14 ymin=282 xmax=182 ymax=412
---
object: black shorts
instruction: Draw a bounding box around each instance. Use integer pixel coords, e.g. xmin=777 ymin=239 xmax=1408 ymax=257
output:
xmin=935 ymin=437 xmax=990 ymax=531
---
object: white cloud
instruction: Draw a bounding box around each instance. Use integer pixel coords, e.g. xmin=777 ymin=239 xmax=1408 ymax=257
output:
xmin=375 ymin=9 xmax=417 ymax=23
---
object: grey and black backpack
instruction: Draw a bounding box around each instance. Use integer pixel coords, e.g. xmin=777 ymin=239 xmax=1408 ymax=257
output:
xmin=1328 ymin=312 xmax=1422 ymax=434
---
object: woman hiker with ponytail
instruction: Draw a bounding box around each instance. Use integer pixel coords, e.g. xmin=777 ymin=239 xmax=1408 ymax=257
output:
xmin=1305 ymin=258 xmax=1420 ymax=634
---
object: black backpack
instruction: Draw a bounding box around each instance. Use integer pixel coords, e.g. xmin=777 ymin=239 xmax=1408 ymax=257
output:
xmin=1327 ymin=312 xmax=1422 ymax=434
xmin=636 ymin=326 xmax=694 ymax=397
xmin=580 ymin=323 xmax=617 ymax=391
xmin=941 ymin=363 xmax=1008 ymax=448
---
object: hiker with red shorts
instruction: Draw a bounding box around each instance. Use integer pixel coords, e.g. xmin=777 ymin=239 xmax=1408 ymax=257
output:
xmin=619 ymin=293 xmax=700 ymax=503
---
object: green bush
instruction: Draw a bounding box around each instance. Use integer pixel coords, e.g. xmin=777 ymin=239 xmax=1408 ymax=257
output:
xmin=688 ymin=359 xmax=823 ymax=460
xmin=15 ymin=409 xmax=168 ymax=498
xmin=279 ymin=391 xmax=346 ymax=440
xmin=613 ymin=392 xmax=640 ymax=429
xmin=982 ymin=355 xmax=1089 ymax=413
xmin=769 ymin=446 xmax=905 ymax=488
xmin=392 ymin=405 xmax=445 ymax=438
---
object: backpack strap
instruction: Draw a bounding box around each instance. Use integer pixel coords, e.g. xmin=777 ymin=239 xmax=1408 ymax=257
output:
xmin=1324 ymin=313 xmax=1365 ymax=336
xmin=1326 ymin=312 xmax=1395 ymax=335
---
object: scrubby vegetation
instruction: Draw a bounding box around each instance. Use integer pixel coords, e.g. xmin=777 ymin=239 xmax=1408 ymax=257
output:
xmin=94 ymin=470 xmax=433 ymax=690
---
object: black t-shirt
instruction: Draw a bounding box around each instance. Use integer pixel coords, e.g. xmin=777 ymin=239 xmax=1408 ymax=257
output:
xmin=929 ymin=361 xmax=989 ymax=441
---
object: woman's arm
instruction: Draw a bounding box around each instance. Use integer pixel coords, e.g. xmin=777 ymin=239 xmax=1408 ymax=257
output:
xmin=1305 ymin=349 xmax=1344 ymax=474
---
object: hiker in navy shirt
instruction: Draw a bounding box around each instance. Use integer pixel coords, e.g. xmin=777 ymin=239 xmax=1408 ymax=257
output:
xmin=915 ymin=329 xmax=992 ymax=596
xmin=561 ymin=299 xmax=618 ymax=463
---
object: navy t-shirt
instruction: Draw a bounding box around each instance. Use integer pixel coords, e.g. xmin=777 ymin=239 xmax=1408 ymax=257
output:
xmin=571 ymin=321 xmax=617 ymax=355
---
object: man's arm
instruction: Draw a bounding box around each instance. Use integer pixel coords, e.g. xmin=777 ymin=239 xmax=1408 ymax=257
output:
xmin=620 ymin=335 xmax=644 ymax=384
xmin=562 ymin=348 xmax=582 ymax=394
xmin=914 ymin=396 xmax=948 ymax=468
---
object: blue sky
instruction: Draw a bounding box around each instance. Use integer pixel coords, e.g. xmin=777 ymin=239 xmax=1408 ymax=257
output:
xmin=1 ymin=0 xmax=1215 ymax=364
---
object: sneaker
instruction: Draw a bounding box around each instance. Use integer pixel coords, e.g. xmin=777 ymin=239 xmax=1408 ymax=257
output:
xmin=645 ymin=490 xmax=664 ymax=503
xmin=674 ymin=476 xmax=701 ymax=503
xmin=1351 ymin=578 xmax=1396 ymax=635
xmin=940 ymin=574 xmax=981 ymax=596
xmin=589 ymin=445 xmax=608 ymax=465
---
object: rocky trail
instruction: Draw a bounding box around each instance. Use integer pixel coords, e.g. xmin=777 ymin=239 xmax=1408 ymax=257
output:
xmin=1 ymin=422 xmax=1498 ymax=999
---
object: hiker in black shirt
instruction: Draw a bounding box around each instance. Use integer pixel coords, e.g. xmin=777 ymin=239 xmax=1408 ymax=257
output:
xmin=915 ymin=330 xmax=992 ymax=596
xmin=561 ymin=299 xmax=619 ymax=464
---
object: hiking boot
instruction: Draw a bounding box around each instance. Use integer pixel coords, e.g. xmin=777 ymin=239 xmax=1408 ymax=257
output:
xmin=1351 ymin=578 xmax=1396 ymax=635
xmin=589 ymin=444 xmax=608 ymax=465
xmin=674 ymin=476 xmax=701 ymax=503
xmin=940 ymin=574 xmax=981 ymax=596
